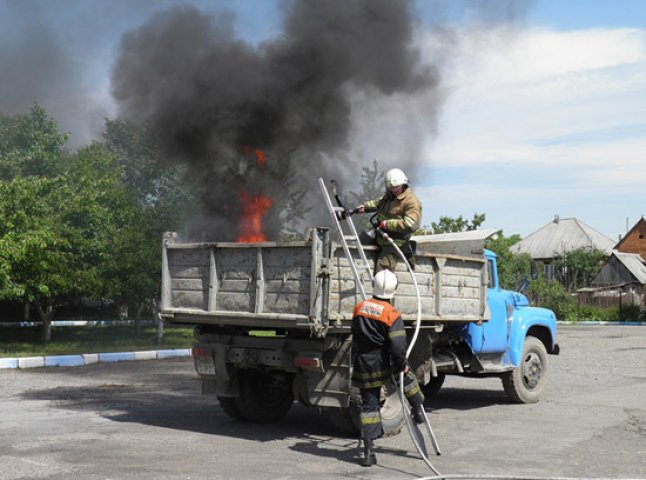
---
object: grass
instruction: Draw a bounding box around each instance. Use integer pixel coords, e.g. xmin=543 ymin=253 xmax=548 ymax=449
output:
xmin=0 ymin=325 xmax=194 ymax=358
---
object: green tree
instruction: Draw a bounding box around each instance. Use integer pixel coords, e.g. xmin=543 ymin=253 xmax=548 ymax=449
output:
xmin=103 ymin=118 xmax=194 ymax=336
xmin=554 ymin=247 xmax=606 ymax=291
xmin=0 ymin=105 xmax=68 ymax=180
xmin=347 ymin=160 xmax=386 ymax=233
xmin=485 ymin=232 xmax=531 ymax=290
xmin=0 ymin=108 xmax=129 ymax=341
xmin=527 ymin=276 xmax=575 ymax=320
xmin=0 ymin=177 xmax=69 ymax=341
xmin=423 ymin=213 xmax=486 ymax=234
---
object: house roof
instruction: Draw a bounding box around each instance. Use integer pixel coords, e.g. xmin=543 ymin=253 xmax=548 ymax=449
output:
xmin=614 ymin=251 xmax=646 ymax=284
xmin=510 ymin=217 xmax=615 ymax=260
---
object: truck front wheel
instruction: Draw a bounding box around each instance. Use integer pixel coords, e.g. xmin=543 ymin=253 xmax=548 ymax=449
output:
xmin=235 ymin=370 xmax=294 ymax=422
xmin=501 ymin=336 xmax=548 ymax=403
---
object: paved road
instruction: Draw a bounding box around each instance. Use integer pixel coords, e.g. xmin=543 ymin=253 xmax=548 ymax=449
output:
xmin=1 ymin=325 xmax=645 ymax=480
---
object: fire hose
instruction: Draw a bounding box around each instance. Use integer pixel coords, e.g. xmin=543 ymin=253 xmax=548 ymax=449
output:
xmin=375 ymin=228 xmax=442 ymax=476
xmin=326 ymin=181 xmax=635 ymax=480
xmin=327 ymin=179 xmax=442 ymax=473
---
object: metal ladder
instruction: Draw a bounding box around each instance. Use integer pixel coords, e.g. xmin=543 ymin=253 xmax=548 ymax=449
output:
xmin=317 ymin=177 xmax=373 ymax=300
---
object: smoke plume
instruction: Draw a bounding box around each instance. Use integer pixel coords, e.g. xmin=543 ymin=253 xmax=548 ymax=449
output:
xmin=111 ymin=0 xmax=441 ymax=240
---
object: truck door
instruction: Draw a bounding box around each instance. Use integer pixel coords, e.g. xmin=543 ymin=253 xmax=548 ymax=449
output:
xmin=467 ymin=255 xmax=509 ymax=354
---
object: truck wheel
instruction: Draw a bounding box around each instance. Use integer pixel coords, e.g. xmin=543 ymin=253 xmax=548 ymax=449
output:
xmin=235 ymin=370 xmax=294 ymax=422
xmin=502 ymin=336 xmax=548 ymax=403
xmin=217 ymin=396 xmax=245 ymax=420
xmin=421 ymin=374 xmax=445 ymax=397
xmin=324 ymin=407 xmax=359 ymax=436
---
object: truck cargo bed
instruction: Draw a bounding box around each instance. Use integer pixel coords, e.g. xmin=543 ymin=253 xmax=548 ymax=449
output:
xmin=160 ymin=228 xmax=489 ymax=335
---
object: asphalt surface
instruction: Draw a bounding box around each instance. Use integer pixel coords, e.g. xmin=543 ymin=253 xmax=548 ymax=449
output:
xmin=1 ymin=325 xmax=645 ymax=480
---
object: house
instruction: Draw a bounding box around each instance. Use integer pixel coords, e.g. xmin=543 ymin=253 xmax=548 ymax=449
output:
xmin=584 ymin=251 xmax=646 ymax=310
xmin=615 ymin=217 xmax=646 ymax=259
xmin=592 ymin=251 xmax=646 ymax=288
xmin=510 ymin=216 xmax=615 ymax=278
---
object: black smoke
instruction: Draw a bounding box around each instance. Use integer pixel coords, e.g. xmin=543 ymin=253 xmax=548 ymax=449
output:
xmin=111 ymin=0 xmax=441 ymax=240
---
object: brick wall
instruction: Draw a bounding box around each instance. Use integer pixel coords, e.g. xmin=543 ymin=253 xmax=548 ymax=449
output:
xmin=617 ymin=220 xmax=646 ymax=259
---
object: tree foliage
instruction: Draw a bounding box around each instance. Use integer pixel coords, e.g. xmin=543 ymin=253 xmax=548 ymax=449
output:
xmin=526 ymin=276 xmax=575 ymax=320
xmin=0 ymin=108 xmax=195 ymax=340
xmin=485 ymin=232 xmax=531 ymax=291
xmin=553 ymin=247 xmax=606 ymax=291
xmin=0 ymin=105 xmax=69 ymax=180
xmin=425 ymin=213 xmax=486 ymax=234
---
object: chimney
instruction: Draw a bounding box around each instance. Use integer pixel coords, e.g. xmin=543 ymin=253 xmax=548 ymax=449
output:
xmin=554 ymin=214 xmax=559 ymax=224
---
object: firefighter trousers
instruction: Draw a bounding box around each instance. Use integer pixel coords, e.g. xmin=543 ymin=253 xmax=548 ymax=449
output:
xmin=359 ymin=371 xmax=425 ymax=441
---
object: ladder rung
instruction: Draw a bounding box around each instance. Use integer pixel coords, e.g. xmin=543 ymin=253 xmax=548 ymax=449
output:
xmin=343 ymin=235 xmax=358 ymax=241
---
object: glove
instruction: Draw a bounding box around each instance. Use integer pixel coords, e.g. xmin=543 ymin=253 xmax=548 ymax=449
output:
xmin=378 ymin=220 xmax=387 ymax=230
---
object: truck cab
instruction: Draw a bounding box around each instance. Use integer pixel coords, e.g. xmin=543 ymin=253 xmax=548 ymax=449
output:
xmin=419 ymin=249 xmax=560 ymax=403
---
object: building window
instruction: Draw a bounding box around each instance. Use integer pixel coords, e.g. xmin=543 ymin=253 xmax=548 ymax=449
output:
xmin=544 ymin=263 xmax=554 ymax=280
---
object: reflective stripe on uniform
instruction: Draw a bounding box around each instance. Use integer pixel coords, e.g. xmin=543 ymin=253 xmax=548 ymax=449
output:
xmin=404 ymin=215 xmax=419 ymax=230
xmin=354 ymin=370 xmax=389 ymax=380
xmin=388 ymin=330 xmax=406 ymax=339
xmin=360 ymin=411 xmax=381 ymax=425
xmin=404 ymin=382 xmax=422 ymax=398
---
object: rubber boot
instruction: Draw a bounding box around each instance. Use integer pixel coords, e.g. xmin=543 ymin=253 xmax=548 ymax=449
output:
xmin=361 ymin=438 xmax=377 ymax=467
xmin=412 ymin=404 xmax=426 ymax=425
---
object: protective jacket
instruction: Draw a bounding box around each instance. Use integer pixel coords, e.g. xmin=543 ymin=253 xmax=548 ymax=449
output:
xmin=363 ymin=187 xmax=422 ymax=247
xmin=351 ymin=298 xmax=407 ymax=388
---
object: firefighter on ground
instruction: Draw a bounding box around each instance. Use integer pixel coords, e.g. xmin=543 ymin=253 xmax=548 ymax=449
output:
xmin=356 ymin=168 xmax=422 ymax=272
xmin=351 ymin=269 xmax=426 ymax=467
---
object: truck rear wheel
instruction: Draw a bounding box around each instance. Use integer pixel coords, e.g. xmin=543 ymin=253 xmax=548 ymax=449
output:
xmin=421 ymin=373 xmax=445 ymax=397
xmin=502 ymin=336 xmax=548 ymax=403
xmin=217 ymin=396 xmax=245 ymax=420
xmin=235 ymin=370 xmax=294 ymax=422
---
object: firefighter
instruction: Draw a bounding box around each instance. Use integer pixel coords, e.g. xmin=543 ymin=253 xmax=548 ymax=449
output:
xmin=351 ymin=269 xmax=425 ymax=467
xmin=356 ymin=168 xmax=422 ymax=272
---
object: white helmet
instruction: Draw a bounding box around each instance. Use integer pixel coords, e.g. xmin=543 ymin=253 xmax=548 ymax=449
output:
xmin=373 ymin=270 xmax=398 ymax=299
xmin=384 ymin=168 xmax=408 ymax=189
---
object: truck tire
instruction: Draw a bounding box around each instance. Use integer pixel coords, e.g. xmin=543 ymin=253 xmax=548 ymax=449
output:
xmin=421 ymin=374 xmax=445 ymax=397
xmin=235 ymin=370 xmax=294 ymax=422
xmin=501 ymin=336 xmax=548 ymax=403
xmin=217 ymin=396 xmax=245 ymax=420
xmin=324 ymin=407 xmax=359 ymax=436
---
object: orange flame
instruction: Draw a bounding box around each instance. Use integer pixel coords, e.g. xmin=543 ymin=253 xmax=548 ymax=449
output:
xmin=236 ymin=191 xmax=273 ymax=242
xmin=241 ymin=146 xmax=267 ymax=167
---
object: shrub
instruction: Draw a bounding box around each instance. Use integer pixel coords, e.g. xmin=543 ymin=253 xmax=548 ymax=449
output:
xmin=620 ymin=305 xmax=641 ymax=322
xmin=527 ymin=278 xmax=574 ymax=320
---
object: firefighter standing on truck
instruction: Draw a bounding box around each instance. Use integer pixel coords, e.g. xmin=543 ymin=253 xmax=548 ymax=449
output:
xmin=356 ymin=168 xmax=422 ymax=272
xmin=352 ymin=269 xmax=426 ymax=467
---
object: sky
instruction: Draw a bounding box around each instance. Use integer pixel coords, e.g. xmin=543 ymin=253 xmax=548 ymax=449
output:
xmin=0 ymin=0 xmax=644 ymax=241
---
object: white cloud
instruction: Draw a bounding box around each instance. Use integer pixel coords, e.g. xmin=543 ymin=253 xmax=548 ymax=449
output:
xmin=414 ymin=25 xmax=646 ymax=238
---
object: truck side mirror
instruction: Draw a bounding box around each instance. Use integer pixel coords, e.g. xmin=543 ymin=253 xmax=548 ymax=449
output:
xmin=516 ymin=278 xmax=530 ymax=295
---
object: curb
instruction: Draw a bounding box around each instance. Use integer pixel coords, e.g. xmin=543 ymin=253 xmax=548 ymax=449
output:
xmin=0 ymin=320 xmax=155 ymax=328
xmin=0 ymin=348 xmax=192 ymax=370
xmin=557 ymin=321 xmax=646 ymax=326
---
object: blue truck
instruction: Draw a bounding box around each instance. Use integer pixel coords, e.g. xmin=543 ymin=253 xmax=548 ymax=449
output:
xmin=160 ymin=227 xmax=559 ymax=434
